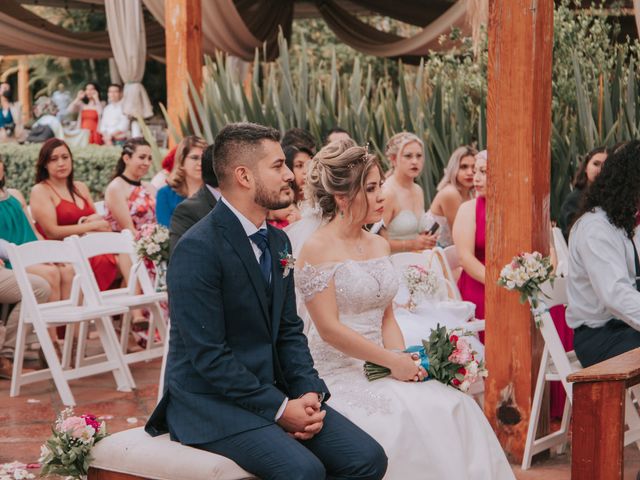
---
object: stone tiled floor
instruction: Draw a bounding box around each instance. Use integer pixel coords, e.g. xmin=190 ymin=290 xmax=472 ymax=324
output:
xmin=1 ymin=357 xmax=640 ymax=479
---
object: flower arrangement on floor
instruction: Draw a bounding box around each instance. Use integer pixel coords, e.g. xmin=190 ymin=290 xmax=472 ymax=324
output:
xmin=135 ymin=223 xmax=170 ymax=291
xmin=498 ymin=251 xmax=555 ymax=325
xmin=364 ymin=325 xmax=487 ymax=392
xmin=0 ymin=462 xmax=36 ymax=480
xmin=403 ymin=264 xmax=444 ymax=311
xmin=39 ymin=408 xmax=108 ymax=480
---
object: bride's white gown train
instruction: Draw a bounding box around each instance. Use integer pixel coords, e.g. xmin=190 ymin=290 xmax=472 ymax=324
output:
xmin=296 ymin=257 xmax=514 ymax=480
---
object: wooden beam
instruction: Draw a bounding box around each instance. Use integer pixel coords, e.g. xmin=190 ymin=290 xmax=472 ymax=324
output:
xmin=17 ymin=56 xmax=30 ymax=124
xmin=485 ymin=0 xmax=554 ymax=461
xmin=165 ymin=0 xmax=202 ymax=147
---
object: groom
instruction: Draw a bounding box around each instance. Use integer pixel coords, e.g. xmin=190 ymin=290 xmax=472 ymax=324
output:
xmin=146 ymin=122 xmax=387 ymax=480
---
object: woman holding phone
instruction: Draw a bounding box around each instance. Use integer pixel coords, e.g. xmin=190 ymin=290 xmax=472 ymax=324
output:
xmin=380 ymin=132 xmax=437 ymax=252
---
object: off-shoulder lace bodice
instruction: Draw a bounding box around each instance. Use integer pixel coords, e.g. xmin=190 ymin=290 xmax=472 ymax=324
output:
xmin=295 ymin=257 xmax=398 ymax=412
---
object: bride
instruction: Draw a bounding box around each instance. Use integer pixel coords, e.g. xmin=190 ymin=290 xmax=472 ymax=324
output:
xmin=291 ymin=141 xmax=514 ymax=479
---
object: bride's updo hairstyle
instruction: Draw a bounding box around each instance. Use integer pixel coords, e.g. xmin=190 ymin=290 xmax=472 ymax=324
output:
xmin=305 ymin=139 xmax=382 ymax=222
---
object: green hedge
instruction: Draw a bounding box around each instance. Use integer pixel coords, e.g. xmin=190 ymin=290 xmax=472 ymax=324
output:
xmin=0 ymin=144 xmax=121 ymax=201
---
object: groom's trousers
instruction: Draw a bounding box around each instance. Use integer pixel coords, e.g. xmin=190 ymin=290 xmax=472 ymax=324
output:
xmin=193 ymin=405 xmax=387 ymax=480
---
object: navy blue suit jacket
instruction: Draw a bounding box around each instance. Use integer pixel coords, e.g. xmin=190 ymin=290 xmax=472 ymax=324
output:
xmin=145 ymin=201 xmax=329 ymax=445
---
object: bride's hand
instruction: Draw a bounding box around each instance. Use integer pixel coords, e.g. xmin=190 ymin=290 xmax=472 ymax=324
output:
xmin=390 ymin=353 xmax=426 ymax=382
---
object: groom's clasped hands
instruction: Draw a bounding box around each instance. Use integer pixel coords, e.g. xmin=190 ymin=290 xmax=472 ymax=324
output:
xmin=277 ymin=392 xmax=326 ymax=441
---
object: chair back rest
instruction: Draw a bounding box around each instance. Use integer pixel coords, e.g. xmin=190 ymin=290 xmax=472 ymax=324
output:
xmin=5 ymin=240 xmax=86 ymax=313
xmin=533 ymin=276 xmax=577 ymax=396
xmin=443 ymin=245 xmax=460 ymax=270
xmin=432 ymin=247 xmax=462 ymax=300
xmin=389 ymin=251 xmax=432 ymax=272
xmin=94 ymin=200 xmax=106 ymax=216
xmin=67 ymin=231 xmax=155 ymax=295
xmin=552 ymin=227 xmax=569 ymax=276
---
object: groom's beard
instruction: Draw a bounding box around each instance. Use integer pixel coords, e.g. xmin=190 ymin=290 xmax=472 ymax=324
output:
xmin=255 ymin=180 xmax=294 ymax=211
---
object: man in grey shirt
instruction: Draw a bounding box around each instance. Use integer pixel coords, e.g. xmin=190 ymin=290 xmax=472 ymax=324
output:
xmin=567 ymin=141 xmax=640 ymax=367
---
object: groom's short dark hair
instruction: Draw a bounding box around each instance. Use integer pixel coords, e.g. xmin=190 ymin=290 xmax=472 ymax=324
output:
xmin=213 ymin=122 xmax=281 ymax=187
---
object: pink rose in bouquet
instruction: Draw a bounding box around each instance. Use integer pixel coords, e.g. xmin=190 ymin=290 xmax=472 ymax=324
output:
xmin=58 ymin=416 xmax=89 ymax=439
xmin=448 ymin=337 xmax=473 ymax=364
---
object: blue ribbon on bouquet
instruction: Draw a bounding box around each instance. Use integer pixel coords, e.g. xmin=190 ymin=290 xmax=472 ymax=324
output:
xmin=405 ymin=345 xmax=430 ymax=380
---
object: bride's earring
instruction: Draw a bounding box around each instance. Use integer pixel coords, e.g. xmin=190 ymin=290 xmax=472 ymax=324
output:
xmin=339 ymin=209 xmax=345 ymax=219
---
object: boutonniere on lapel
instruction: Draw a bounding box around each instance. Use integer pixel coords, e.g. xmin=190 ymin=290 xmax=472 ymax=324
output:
xmin=279 ymin=249 xmax=296 ymax=278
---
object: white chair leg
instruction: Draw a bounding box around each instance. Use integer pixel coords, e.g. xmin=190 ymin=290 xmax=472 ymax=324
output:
xmin=120 ymin=311 xmax=132 ymax=354
xmin=148 ymin=304 xmax=166 ymax=349
xmin=522 ymin=346 xmax=550 ymax=470
xmin=624 ymin=388 xmax=640 ymax=449
xmin=31 ymin=321 xmax=75 ymax=406
xmin=75 ymin=320 xmax=89 ymax=367
xmin=157 ymin=320 xmax=170 ymax=405
xmin=555 ymin=397 xmax=571 ymax=455
xmin=61 ymin=323 xmax=75 ymax=369
xmin=95 ymin=316 xmax=135 ymax=391
xmin=9 ymin=314 xmax=28 ymax=398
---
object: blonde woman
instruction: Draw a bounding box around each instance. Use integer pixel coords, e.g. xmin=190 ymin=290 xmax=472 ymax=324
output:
xmin=425 ymin=146 xmax=477 ymax=247
xmin=155 ymin=136 xmax=206 ymax=227
xmin=380 ymin=132 xmax=437 ymax=252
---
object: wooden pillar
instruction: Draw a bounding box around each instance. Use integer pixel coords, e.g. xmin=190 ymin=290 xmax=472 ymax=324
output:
xmin=165 ymin=0 xmax=202 ymax=146
xmin=17 ymin=56 xmax=30 ymax=124
xmin=485 ymin=0 xmax=554 ymax=461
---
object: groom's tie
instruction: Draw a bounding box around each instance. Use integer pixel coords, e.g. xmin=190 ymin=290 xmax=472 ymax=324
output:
xmin=250 ymin=229 xmax=271 ymax=285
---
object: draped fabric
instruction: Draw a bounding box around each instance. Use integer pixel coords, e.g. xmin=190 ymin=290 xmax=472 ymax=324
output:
xmin=0 ymin=0 xmax=476 ymax=62
xmin=0 ymin=0 xmax=164 ymax=58
xmin=105 ymin=0 xmax=153 ymax=119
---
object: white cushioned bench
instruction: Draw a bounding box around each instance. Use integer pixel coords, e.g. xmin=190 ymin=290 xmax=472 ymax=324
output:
xmin=89 ymin=427 xmax=256 ymax=480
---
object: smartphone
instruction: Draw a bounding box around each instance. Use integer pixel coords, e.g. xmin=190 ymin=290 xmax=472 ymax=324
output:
xmin=426 ymin=222 xmax=440 ymax=235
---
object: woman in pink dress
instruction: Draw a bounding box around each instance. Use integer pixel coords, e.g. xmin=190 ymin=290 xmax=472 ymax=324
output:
xmin=453 ymin=150 xmax=487 ymax=341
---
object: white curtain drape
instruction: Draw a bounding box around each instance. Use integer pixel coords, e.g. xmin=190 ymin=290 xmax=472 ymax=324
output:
xmin=105 ymin=0 xmax=153 ymax=119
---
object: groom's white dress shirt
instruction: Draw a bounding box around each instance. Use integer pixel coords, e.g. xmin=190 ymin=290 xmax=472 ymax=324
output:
xmin=220 ymin=197 xmax=286 ymax=419
xmin=566 ymin=207 xmax=640 ymax=330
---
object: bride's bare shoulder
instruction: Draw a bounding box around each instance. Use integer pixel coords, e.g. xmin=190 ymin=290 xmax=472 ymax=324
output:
xmin=297 ymin=229 xmax=335 ymax=266
xmin=365 ymin=231 xmax=391 ymax=256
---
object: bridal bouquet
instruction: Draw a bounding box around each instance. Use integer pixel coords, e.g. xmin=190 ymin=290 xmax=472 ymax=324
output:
xmin=364 ymin=325 xmax=487 ymax=392
xmin=39 ymin=408 xmax=108 ymax=479
xmin=498 ymin=251 xmax=555 ymax=325
xmin=403 ymin=264 xmax=443 ymax=311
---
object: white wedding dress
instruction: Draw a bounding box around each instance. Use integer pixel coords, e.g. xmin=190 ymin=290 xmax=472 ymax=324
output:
xmin=296 ymin=257 xmax=514 ymax=480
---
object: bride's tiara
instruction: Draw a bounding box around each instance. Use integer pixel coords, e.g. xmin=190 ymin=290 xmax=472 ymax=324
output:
xmin=347 ymin=143 xmax=370 ymax=169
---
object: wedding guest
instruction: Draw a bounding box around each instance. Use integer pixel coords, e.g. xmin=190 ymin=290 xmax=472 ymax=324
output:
xmin=156 ymin=136 xmax=205 ymax=227
xmin=150 ymin=146 xmax=177 ymax=190
xmin=169 ymin=144 xmax=219 ymax=253
xmin=99 ymin=84 xmax=130 ymax=146
xmin=67 ymin=82 xmax=103 ymax=145
xmin=425 ymin=146 xmax=477 ymax=247
xmin=281 ymin=127 xmax=317 ymax=155
xmin=0 ymin=240 xmax=51 ymax=379
xmin=104 ymin=137 xmax=156 ymax=234
xmin=51 ymin=83 xmax=71 ymax=122
xmin=0 ymin=156 xmax=65 ymax=312
xmin=0 ymin=91 xmax=16 ymax=137
xmin=30 ymin=139 xmax=118 ymax=292
xmin=380 ymin=132 xmax=437 ymax=252
xmin=558 ymin=146 xmax=608 ymax=239
xmin=453 ymin=150 xmax=487 ymax=323
xmin=284 ymin=145 xmax=313 ymax=204
xmin=567 ymin=141 xmax=640 ymax=367
xmin=324 ymin=126 xmax=351 ymax=145
xmin=267 ymin=204 xmax=301 ymax=229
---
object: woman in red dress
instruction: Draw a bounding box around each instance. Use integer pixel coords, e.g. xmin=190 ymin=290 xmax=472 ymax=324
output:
xmin=30 ymin=138 xmax=120 ymax=291
xmin=67 ymin=82 xmax=103 ymax=145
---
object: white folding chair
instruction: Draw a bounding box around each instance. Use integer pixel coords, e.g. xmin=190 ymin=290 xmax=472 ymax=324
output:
xmin=442 ymin=244 xmax=462 ymax=282
xmin=521 ymin=276 xmax=640 ymax=469
xmin=7 ymin=240 xmax=133 ymax=406
xmin=432 ymin=247 xmax=463 ymax=301
xmin=67 ymin=231 xmax=167 ymax=365
xmin=94 ymin=200 xmax=106 ymax=216
xmin=551 ymin=227 xmax=569 ymax=277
